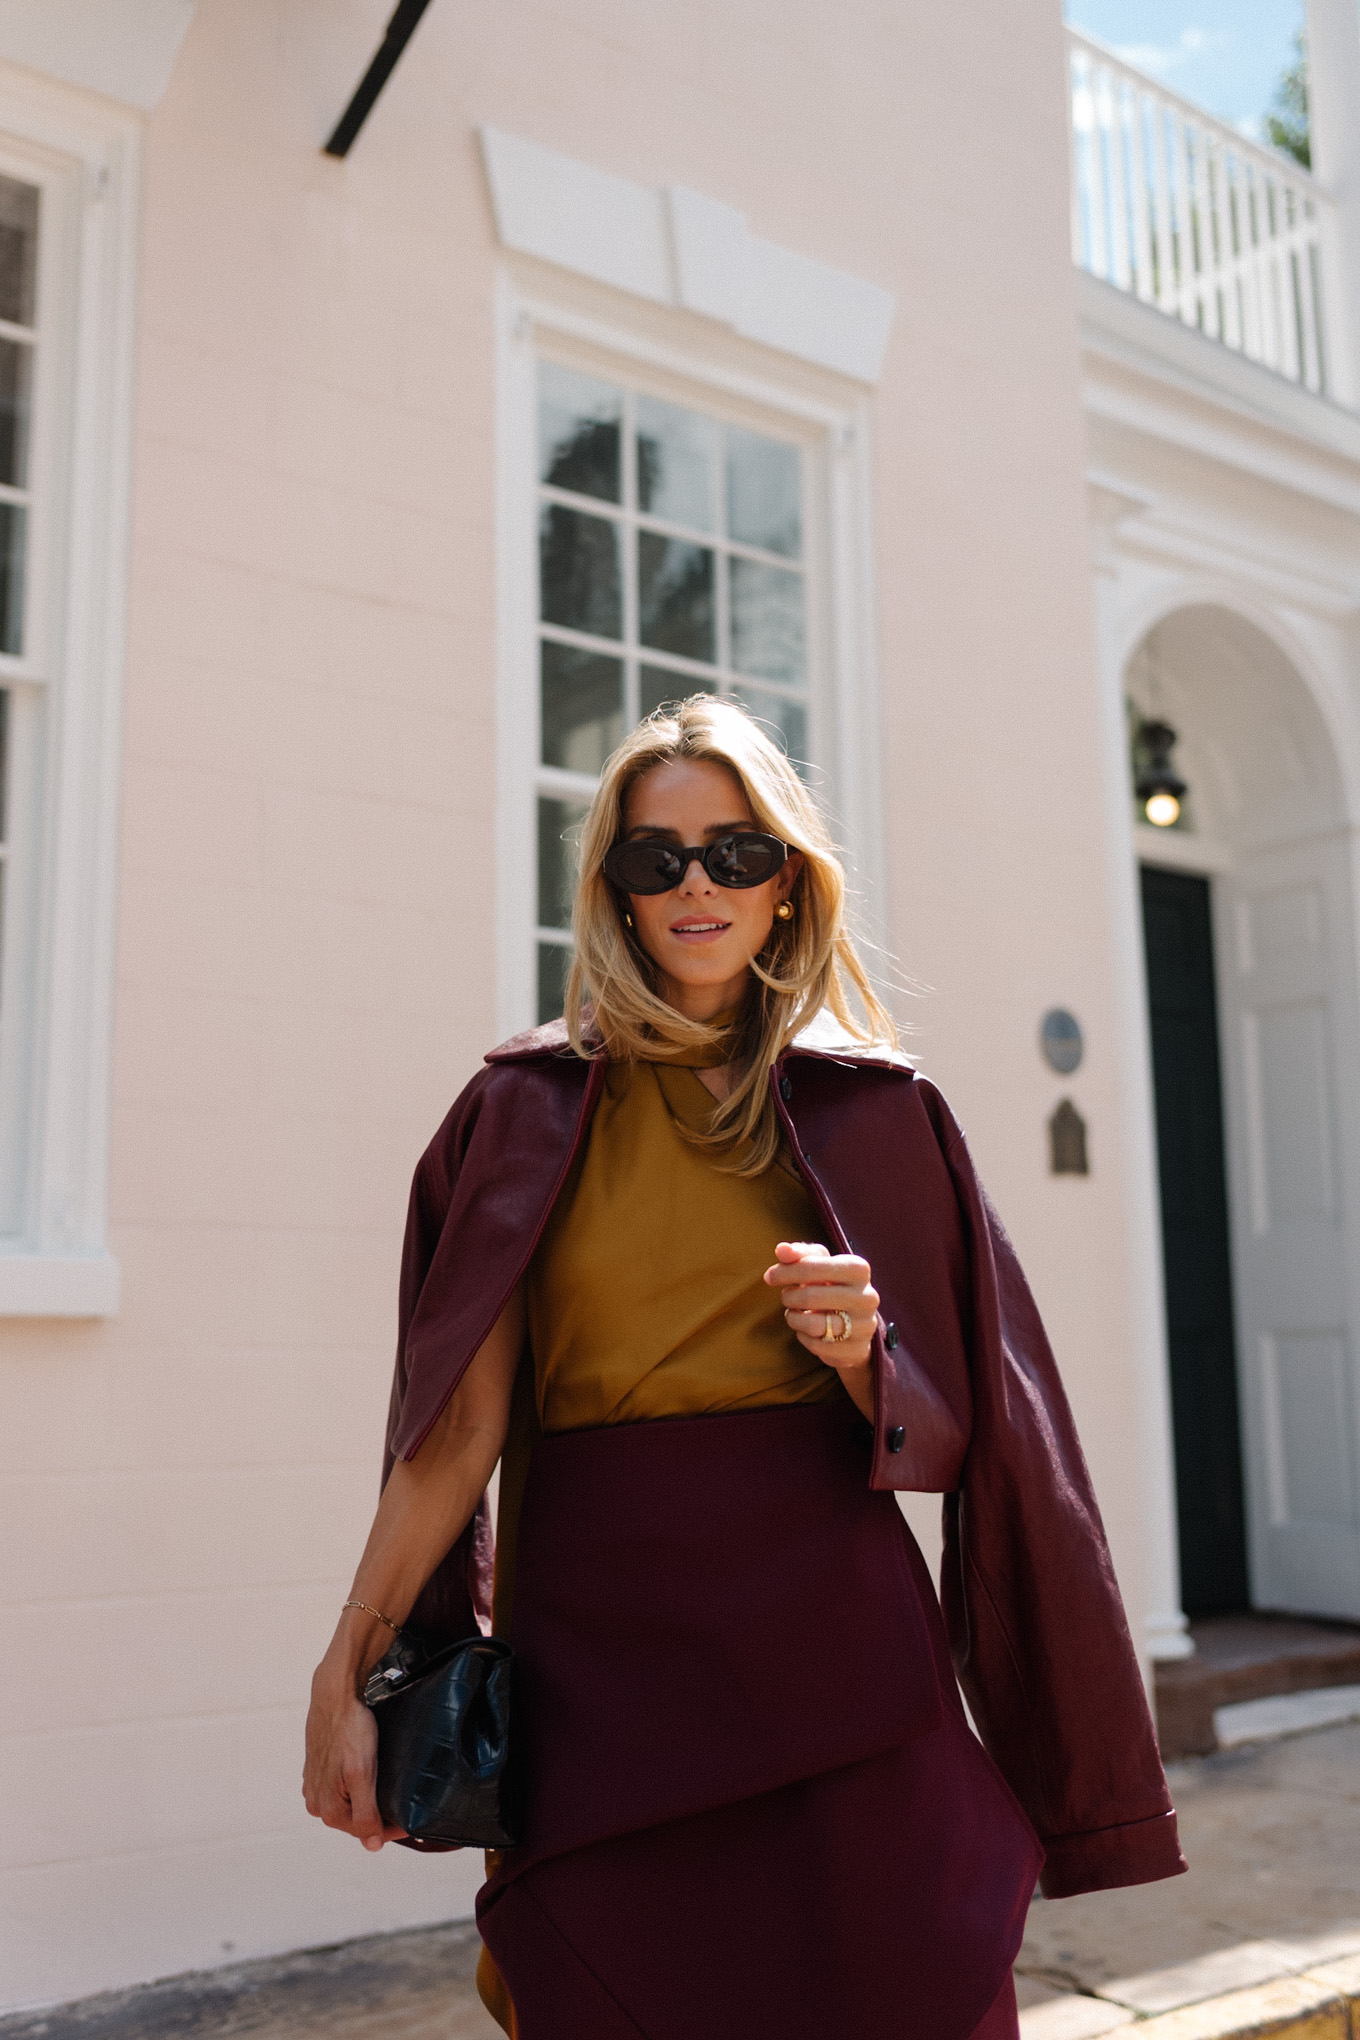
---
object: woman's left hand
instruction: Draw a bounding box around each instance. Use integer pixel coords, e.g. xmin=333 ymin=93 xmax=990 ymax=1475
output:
xmin=764 ymin=1241 xmax=879 ymax=1421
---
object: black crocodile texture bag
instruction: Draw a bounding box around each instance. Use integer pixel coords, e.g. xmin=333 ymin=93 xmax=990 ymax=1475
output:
xmin=363 ymin=1630 xmax=521 ymax=1851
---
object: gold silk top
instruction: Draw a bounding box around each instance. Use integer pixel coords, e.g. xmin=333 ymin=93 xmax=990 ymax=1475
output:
xmin=527 ymin=1057 xmax=846 ymax=1435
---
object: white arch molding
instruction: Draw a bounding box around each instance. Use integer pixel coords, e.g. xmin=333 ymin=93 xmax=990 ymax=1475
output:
xmin=1114 ymin=577 xmax=1360 ymax=829
xmin=1118 ymin=593 xmax=1360 ymax=1623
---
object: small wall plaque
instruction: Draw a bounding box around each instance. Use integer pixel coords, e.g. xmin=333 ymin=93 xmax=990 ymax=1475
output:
xmin=1049 ymin=1099 xmax=1089 ymax=1176
xmin=1041 ymin=1008 xmax=1084 ymax=1075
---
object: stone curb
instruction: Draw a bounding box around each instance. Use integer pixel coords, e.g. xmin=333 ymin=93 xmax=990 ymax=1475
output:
xmin=1020 ymin=1955 xmax=1360 ymax=2040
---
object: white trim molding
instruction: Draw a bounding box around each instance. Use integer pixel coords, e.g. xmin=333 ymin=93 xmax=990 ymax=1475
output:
xmin=0 ymin=64 xmax=141 ymax=1315
xmin=0 ymin=1 xmax=195 ymax=111
xmin=0 ymin=1252 xmax=119 ymax=1316
xmin=480 ymin=128 xmax=896 ymax=386
xmin=1134 ymin=824 xmax=1234 ymax=875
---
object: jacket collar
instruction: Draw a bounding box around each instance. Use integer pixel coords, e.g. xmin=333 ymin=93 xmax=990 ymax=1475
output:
xmin=485 ymin=1009 xmax=915 ymax=1074
xmin=484 ymin=1017 xmax=586 ymax=1064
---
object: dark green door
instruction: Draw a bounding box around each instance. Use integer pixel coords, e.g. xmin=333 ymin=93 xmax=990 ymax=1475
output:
xmin=1140 ymin=866 xmax=1250 ymax=1615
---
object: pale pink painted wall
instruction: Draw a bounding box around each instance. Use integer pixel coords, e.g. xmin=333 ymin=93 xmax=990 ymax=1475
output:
xmin=2 ymin=0 xmax=1149 ymax=2007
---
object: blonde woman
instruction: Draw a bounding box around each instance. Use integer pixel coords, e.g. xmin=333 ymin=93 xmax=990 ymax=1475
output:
xmin=304 ymin=698 xmax=1184 ymax=2040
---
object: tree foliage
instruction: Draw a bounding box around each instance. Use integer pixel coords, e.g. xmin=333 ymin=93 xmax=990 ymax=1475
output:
xmin=1265 ymin=29 xmax=1310 ymax=169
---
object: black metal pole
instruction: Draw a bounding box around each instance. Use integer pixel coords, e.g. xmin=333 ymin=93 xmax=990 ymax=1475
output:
xmin=324 ymin=0 xmax=434 ymax=158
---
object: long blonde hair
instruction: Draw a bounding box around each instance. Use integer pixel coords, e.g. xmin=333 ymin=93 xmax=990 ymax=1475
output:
xmin=564 ymin=696 xmax=895 ymax=1174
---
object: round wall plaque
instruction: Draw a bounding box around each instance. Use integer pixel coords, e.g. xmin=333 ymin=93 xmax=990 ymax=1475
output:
xmin=1040 ymin=1008 xmax=1084 ymax=1075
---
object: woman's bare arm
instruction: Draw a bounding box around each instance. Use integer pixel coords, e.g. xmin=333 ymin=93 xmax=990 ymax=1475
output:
xmin=302 ymin=1282 xmax=525 ymax=1849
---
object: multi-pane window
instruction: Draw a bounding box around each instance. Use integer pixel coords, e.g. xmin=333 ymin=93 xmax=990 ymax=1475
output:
xmin=0 ymin=173 xmax=36 ymax=1073
xmin=534 ymin=361 xmax=809 ymax=1022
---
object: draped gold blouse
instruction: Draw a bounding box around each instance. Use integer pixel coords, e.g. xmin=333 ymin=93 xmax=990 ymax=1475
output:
xmin=527 ymin=1058 xmax=844 ymax=1434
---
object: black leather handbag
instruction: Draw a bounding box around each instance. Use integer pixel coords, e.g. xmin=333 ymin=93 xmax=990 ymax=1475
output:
xmin=363 ymin=1629 xmax=521 ymax=1850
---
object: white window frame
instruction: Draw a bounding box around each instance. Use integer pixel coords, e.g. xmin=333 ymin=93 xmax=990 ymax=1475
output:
xmin=494 ymin=268 xmax=888 ymax=1041
xmin=0 ymin=66 xmax=141 ymax=1316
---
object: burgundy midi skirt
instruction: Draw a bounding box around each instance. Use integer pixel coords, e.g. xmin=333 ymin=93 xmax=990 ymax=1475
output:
xmin=476 ymin=1403 xmax=1042 ymax=2040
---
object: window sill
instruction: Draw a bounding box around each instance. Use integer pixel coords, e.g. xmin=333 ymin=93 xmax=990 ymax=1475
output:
xmin=0 ymin=1254 xmax=121 ymax=1318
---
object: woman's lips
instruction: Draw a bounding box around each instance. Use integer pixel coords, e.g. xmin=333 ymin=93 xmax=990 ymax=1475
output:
xmin=669 ymin=918 xmax=732 ymax=942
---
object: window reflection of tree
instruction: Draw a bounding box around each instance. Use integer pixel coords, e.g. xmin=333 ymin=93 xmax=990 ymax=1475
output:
xmin=636 ymin=431 xmax=663 ymax=510
xmin=544 ymin=417 xmax=620 ymax=502
xmin=539 ymin=505 xmax=621 ymax=639
xmin=639 ymin=535 xmax=713 ymax=661
xmin=540 ymin=642 xmax=624 ymax=773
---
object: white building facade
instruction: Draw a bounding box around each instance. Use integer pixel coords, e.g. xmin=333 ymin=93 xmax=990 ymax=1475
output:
xmin=1 ymin=0 xmax=1359 ymax=2012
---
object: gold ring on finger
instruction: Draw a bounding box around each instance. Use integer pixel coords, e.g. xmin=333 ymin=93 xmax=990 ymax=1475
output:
xmin=823 ymin=1310 xmax=853 ymax=1343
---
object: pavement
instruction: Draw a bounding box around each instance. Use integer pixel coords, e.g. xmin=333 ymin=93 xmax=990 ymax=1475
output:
xmin=3 ymin=1718 xmax=1357 ymax=2040
xmin=1016 ymin=1718 xmax=1360 ymax=2040
xmin=0 ymin=1924 xmax=501 ymax=2040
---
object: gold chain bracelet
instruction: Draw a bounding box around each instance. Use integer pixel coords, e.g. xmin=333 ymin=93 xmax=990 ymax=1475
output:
xmin=342 ymin=1598 xmax=402 ymax=1634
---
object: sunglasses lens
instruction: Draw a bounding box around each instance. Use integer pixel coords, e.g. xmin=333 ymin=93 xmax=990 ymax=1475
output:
xmin=708 ymin=835 xmax=783 ymax=886
xmin=605 ymin=843 xmax=683 ymax=894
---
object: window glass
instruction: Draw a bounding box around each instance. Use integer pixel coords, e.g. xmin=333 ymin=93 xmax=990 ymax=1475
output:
xmin=0 ymin=177 xmax=37 ymax=329
xmin=638 ymin=534 xmax=714 ymax=663
xmin=536 ymin=940 xmax=572 ymax=1026
xmin=729 ymin=558 xmax=804 ymax=686
xmin=537 ymin=795 xmax=589 ymax=931
xmin=636 ymin=397 xmax=716 ymax=532
xmin=639 ymin=666 xmax=716 ymax=722
xmin=538 ymin=363 xmax=621 ymax=502
xmin=0 ymin=500 xmax=27 ymax=657
xmin=727 ymin=427 xmax=801 ymax=558
xmin=0 ymin=340 xmax=31 ymax=490
xmin=731 ymin=684 xmax=807 ymax=764
xmin=539 ymin=505 xmax=622 ymax=639
xmin=541 ymin=641 xmax=624 ymax=774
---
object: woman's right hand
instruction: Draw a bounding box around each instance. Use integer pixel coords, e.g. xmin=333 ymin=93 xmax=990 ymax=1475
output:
xmin=303 ymin=1665 xmax=407 ymax=1850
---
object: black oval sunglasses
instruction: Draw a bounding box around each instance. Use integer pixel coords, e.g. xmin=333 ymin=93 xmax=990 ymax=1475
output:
xmin=603 ymin=831 xmax=788 ymax=897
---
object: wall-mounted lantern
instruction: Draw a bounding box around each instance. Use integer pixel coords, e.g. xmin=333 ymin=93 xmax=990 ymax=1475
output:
xmin=1133 ymin=717 xmax=1187 ymax=829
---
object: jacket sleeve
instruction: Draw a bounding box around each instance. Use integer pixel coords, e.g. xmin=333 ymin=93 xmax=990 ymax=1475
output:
xmin=923 ymin=1088 xmax=1187 ymax=1898
xmin=380 ymin=1070 xmax=496 ymax=1645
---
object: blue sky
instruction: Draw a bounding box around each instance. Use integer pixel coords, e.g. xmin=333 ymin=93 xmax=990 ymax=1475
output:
xmin=1063 ymin=0 xmax=1305 ymax=134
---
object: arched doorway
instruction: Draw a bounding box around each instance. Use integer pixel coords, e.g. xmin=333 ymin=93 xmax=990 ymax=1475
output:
xmin=1127 ymin=603 xmax=1360 ymax=1621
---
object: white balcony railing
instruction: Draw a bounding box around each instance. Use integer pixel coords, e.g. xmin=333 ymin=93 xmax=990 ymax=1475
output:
xmin=1068 ymin=26 xmax=1331 ymax=394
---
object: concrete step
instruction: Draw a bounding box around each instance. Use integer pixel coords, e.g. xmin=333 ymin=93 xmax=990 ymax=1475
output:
xmin=1154 ymin=1613 xmax=1360 ymax=1759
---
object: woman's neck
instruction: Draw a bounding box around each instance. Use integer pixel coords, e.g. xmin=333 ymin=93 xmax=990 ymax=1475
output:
xmin=656 ymin=968 xmax=751 ymax=1021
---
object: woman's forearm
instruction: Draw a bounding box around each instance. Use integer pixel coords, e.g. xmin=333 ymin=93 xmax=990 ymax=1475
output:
xmin=318 ymin=1419 xmax=503 ymax=1693
xmin=313 ymin=1285 xmax=525 ymax=1698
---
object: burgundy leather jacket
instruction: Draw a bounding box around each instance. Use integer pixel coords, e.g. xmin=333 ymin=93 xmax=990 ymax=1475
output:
xmin=384 ymin=1019 xmax=1186 ymax=1900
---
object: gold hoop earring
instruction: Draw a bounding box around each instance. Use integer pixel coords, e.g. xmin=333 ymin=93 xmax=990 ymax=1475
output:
xmin=775 ymin=900 xmax=794 ymax=922
xmin=624 ymin=910 xmax=634 ymax=929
